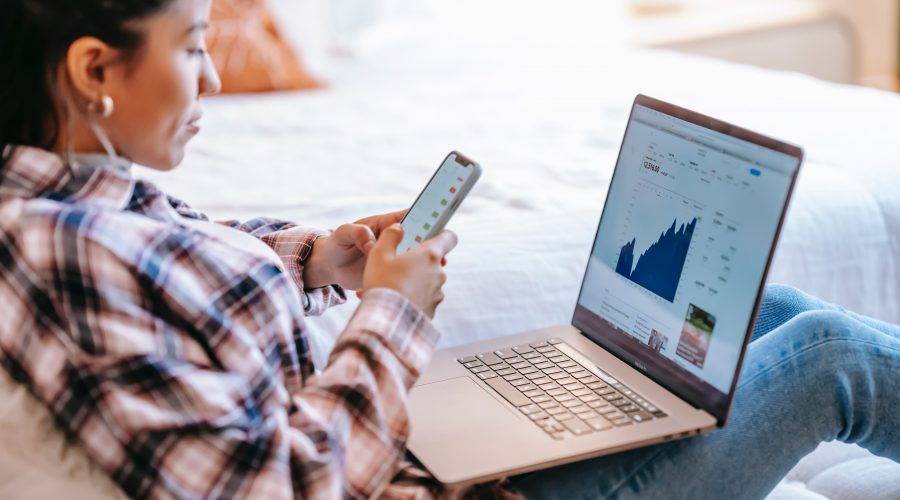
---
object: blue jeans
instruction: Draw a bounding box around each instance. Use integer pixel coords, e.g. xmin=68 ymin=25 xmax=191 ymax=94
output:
xmin=511 ymin=285 xmax=900 ymax=499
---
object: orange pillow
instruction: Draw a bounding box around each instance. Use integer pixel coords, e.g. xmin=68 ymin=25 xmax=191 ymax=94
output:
xmin=205 ymin=0 xmax=321 ymax=93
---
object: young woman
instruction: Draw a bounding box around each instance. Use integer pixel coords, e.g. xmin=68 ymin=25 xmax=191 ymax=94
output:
xmin=1 ymin=1 xmax=897 ymax=498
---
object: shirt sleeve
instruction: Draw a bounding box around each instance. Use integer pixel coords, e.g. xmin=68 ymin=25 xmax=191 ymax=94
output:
xmin=166 ymin=194 xmax=345 ymax=315
xmin=6 ymin=209 xmax=441 ymax=499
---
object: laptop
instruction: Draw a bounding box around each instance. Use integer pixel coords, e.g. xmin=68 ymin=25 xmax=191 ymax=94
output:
xmin=407 ymin=94 xmax=803 ymax=486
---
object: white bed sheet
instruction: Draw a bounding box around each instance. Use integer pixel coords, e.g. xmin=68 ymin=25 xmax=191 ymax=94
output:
xmin=137 ymin=39 xmax=900 ymax=367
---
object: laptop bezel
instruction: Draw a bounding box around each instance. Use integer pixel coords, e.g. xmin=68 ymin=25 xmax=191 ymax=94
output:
xmin=571 ymin=94 xmax=803 ymax=426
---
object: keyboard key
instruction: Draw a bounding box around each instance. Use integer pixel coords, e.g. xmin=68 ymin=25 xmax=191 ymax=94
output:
xmin=519 ymin=404 xmax=541 ymax=415
xmin=630 ymin=411 xmax=653 ymax=423
xmin=485 ymin=376 xmax=532 ymax=407
xmin=652 ymin=411 xmax=668 ymax=418
xmin=572 ymin=371 xmax=593 ymax=379
xmin=505 ymin=356 xmax=526 ymax=365
xmin=548 ymin=372 xmax=569 ymax=380
xmin=519 ymin=367 xmax=538 ymax=375
xmin=534 ymin=362 xmax=554 ymax=370
xmin=493 ymin=363 xmax=511 ymax=371
xmin=503 ymin=373 xmax=524 ymax=382
xmin=528 ymin=411 xmax=550 ymax=421
xmin=477 ymin=372 xmax=497 ymax=380
xmin=596 ymin=407 xmax=617 ymax=415
xmin=554 ymin=393 xmax=575 ymax=402
xmin=531 ymin=377 xmax=554 ymax=385
xmin=586 ymin=382 xmax=607 ymax=390
xmin=561 ymin=418 xmax=592 ymax=435
xmin=612 ymin=399 xmax=632 ymax=408
xmin=571 ymin=388 xmax=592 ymax=397
xmin=596 ymin=387 xmax=616 ymax=396
xmin=557 ymin=377 xmax=578 ymax=386
xmin=494 ymin=349 xmax=518 ymax=359
xmin=510 ymin=362 xmax=530 ymax=370
xmin=580 ymin=376 xmax=601 ymax=384
xmin=542 ymin=367 xmax=562 ymax=375
xmin=537 ymin=382 xmax=559 ymax=391
xmin=603 ymin=393 xmax=623 ymax=401
xmin=517 ymin=383 xmax=538 ymax=392
xmin=495 ymin=368 xmax=516 ymax=377
xmin=546 ymin=406 xmax=567 ymax=415
xmin=463 ymin=361 xmax=483 ymax=369
xmin=521 ymin=351 xmax=541 ymax=359
xmin=563 ymin=365 xmax=583 ymax=374
xmin=470 ymin=365 xmax=490 ymax=374
xmin=547 ymin=355 xmax=568 ymax=363
xmin=525 ymin=372 xmax=545 ymax=380
xmin=477 ymin=352 xmax=504 ymax=366
xmin=531 ymin=395 xmax=552 ymax=404
xmin=586 ymin=400 xmax=609 ymax=409
xmin=546 ymin=388 xmax=567 ymax=397
xmin=553 ymin=412 xmax=575 ymax=422
xmin=457 ymin=356 xmax=478 ymax=364
xmin=513 ymin=344 xmax=535 ymax=354
xmin=569 ymin=404 xmax=592 ymax=414
xmin=538 ymin=400 xmax=559 ymax=409
xmin=547 ymin=338 xmax=563 ymax=345
xmin=619 ymin=404 xmax=640 ymax=413
xmin=557 ymin=361 xmax=577 ymax=369
xmin=529 ymin=341 xmax=549 ymax=348
xmin=523 ymin=389 xmax=544 ymax=398
xmin=584 ymin=417 xmax=613 ymax=431
xmin=609 ymin=417 xmax=633 ymax=427
xmin=561 ymin=399 xmax=583 ymax=408
xmin=579 ymin=394 xmax=601 ymax=403
xmin=536 ymin=346 xmax=557 ymax=354
xmin=509 ymin=378 xmax=530 ymax=386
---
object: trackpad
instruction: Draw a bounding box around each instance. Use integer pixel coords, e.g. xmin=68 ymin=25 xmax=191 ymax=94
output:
xmin=408 ymin=376 xmax=524 ymax=453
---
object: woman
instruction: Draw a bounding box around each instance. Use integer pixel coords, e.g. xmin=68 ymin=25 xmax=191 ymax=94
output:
xmin=0 ymin=1 xmax=896 ymax=499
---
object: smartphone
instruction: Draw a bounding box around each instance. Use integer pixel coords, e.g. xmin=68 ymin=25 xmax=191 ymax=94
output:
xmin=396 ymin=151 xmax=482 ymax=254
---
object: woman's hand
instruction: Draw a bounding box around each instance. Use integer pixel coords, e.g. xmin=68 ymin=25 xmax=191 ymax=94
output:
xmin=362 ymin=224 xmax=457 ymax=318
xmin=302 ymin=210 xmax=406 ymax=290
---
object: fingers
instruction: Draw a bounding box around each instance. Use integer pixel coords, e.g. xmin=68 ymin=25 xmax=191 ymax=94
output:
xmin=371 ymin=223 xmax=404 ymax=258
xmin=337 ymin=224 xmax=376 ymax=253
xmin=421 ymin=230 xmax=458 ymax=258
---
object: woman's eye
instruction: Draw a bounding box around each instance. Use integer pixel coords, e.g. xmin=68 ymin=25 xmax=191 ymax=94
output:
xmin=188 ymin=47 xmax=206 ymax=56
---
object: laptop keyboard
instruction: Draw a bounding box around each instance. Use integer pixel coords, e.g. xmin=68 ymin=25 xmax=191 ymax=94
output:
xmin=458 ymin=338 xmax=667 ymax=440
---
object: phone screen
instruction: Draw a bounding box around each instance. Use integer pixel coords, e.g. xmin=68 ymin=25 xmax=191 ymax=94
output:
xmin=397 ymin=153 xmax=479 ymax=254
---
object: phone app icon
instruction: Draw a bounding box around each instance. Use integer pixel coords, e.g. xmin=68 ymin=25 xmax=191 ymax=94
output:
xmin=423 ymin=223 xmax=431 ymax=230
xmin=457 ymin=176 xmax=464 ymax=182
xmin=415 ymin=235 xmax=422 ymax=243
xmin=449 ymin=187 xmax=457 ymax=194
xmin=440 ymin=199 xmax=448 ymax=206
xmin=431 ymin=211 xmax=439 ymax=218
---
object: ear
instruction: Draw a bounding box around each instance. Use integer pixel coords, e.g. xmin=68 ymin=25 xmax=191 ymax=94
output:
xmin=65 ymin=37 xmax=122 ymax=104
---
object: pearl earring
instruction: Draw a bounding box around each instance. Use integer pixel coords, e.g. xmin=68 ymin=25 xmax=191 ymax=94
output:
xmin=88 ymin=94 xmax=114 ymax=118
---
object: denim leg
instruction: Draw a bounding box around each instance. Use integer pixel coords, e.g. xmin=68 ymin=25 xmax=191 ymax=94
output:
xmin=754 ymin=284 xmax=900 ymax=341
xmin=511 ymin=309 xmax=900 ymax=499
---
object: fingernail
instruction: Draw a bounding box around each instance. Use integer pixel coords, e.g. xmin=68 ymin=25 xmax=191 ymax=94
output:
xmin=363 ymin=241 xmax=375 ymax=253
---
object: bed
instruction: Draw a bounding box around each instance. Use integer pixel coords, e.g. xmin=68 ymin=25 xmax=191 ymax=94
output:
xmin=3 ymin=9 xmax=900 ymax=498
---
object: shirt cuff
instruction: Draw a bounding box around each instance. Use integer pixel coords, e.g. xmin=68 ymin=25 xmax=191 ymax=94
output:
xmin=334 ymin=288 xmax=441 ymax=382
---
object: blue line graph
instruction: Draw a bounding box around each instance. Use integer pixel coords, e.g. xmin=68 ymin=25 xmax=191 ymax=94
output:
xmin=615 ymin=218 xmax=698 ymax=302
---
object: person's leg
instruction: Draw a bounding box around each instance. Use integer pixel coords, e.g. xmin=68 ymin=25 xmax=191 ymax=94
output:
xmin=511 ymin=309 xmax=900 ymax=499
xmin=754 ymin=284 xmax=900 ymax=341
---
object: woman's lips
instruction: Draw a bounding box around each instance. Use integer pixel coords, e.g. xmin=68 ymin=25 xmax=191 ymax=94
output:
xmin=186 ymin=111 xmax=202 ymax=134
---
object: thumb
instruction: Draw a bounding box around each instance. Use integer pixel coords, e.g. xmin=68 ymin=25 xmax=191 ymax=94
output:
xmin=372 ymin=223 xmax=404 ymax=257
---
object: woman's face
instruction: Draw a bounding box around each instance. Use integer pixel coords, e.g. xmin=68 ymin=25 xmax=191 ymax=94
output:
xmin=68 ymin=0 xmax=220 ymax=169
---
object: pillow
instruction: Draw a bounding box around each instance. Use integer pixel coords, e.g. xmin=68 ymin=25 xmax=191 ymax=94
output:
xmin=206 ymin=0 xmax=321 ymax=93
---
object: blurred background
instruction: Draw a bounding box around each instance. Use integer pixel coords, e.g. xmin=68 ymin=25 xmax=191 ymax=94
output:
xmin=268 ymin=0 xmax=899 ymax=91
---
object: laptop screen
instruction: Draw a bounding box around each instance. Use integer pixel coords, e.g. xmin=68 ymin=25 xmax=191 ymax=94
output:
xmin=573 ymin=96 xmax=801 ymax=423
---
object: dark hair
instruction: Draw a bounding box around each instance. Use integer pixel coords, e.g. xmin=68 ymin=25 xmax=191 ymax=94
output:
xmin=0 ymin=0 xmax=176 ymax=166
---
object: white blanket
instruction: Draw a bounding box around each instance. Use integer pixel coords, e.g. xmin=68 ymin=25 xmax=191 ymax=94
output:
xmin=138 ymin=43 xmax=900 ymax=367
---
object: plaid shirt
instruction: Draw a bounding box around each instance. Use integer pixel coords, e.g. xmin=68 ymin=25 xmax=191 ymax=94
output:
xmin=0 ymin=147 xmax=451 ymax=499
